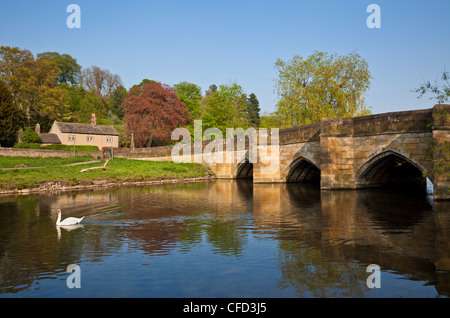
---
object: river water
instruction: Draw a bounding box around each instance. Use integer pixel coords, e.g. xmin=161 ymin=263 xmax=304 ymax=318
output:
xmin=0 ymin=180 xmax=449 ymax=298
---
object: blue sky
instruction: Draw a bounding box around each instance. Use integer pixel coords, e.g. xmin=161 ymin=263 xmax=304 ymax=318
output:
xmin=0 ymin=0 xmax=449 ymax=115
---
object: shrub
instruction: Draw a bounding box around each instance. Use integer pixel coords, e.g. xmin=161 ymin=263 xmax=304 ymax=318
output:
xmin=41 ymin=144 xmax=99 ymax=151
xmin=22 ymin=127 xmax=40 ymax=143
xmin=13 ymin=142 xmax=41 ymax=149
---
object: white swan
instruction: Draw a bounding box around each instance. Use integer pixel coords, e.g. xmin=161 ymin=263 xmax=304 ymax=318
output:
xmin=56 ymin=209 xmax=84 ymax=226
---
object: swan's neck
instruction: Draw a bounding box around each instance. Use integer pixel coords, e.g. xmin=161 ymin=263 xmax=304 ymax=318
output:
xmin=56 ymin=213 xmax=61 ymax=225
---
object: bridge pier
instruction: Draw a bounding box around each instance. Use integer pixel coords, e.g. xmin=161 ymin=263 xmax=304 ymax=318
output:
xmin=433 ymin=104 xmax=450 ymax=200
xmin=320 ymin=117 xmax=357 ymax=189
xmin=253 ymin=144 xmax=284 ymax=183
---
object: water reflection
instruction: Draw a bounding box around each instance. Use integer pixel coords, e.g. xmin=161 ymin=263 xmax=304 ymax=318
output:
xmin=0 ymin=180 xmax=449 ymax=297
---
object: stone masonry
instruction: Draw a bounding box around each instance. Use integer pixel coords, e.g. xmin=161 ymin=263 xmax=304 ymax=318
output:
xmin=109 ymin=105 xmax=450 ymax=200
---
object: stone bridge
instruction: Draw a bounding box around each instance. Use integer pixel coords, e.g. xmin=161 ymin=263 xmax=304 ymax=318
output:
xmin=114 ymin=104 xmax=450 ymax=200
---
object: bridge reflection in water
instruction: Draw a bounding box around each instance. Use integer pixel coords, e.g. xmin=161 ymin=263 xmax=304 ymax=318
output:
xmin=0 ymin=180 xmax=448 ymax=297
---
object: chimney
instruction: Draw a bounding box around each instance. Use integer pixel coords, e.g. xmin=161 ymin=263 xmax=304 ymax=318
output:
xmin=91 ymin=113 xmax=97 ymax=126
xmin=35 ymin=123 xmax=40 ymax=135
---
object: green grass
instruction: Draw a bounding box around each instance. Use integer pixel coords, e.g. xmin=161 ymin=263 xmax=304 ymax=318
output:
xmin=13 ymin=142 xmax=41 ymax=149
xmin=0 ymin=157 xmax=212 ymax=191
xmin=0 ymin=155 xmax=95 ymax=169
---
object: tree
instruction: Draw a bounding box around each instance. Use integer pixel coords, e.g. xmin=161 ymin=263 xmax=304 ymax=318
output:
xmin=37 ymin=52 xmax=81 ymax=86
xmin=246 ymin=93 xmax=261 ymax=127
xmin=107 ymin=85 xmax=128 ymax=119
xmin=122 ymin=81 xmax=190 ymax=147
xmin=0 ymin=80 xmax=25 ymax=146
xmin=20 ymin=57 xmax=71 ymax=122
xmin=0 ymin=46 xmax=70 ymax=124
xmin=79 ymin=65 xmax=122 ymax=98
xmin=274 ymin=51 xmax=372 ymax=128
xmin=61 ymin=83 xmax=106 ymax=123
xmin=0 ymin=46 xmax=34 ymax=109
xmin=205 ymin=84 xmax=218 ymax=98
xmin=202 ymin=83 xmax=250 ymax=134
xmin=77 ymin=91 xmax=106 ymax=122
xmin=174 ymin=81 xmax=203 ymax=119
xmin=174 ymin=82 xmax=203 ymax=140
xmin=259 ymin=111 xmax=282 ymax=129
xmin=131 ymin=79 xmax=157 ymax=91
xmin=413 ymin=68 xmax=450 ymax=104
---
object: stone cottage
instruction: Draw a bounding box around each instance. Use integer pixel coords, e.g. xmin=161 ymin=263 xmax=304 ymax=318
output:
xmin=36 ymin=114 xmax=119 ymax=149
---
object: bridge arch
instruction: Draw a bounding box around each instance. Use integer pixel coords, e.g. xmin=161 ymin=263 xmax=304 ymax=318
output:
xmin=236 ymin=151 xmax=253 ymax=179
xmin=286 ymin=156 xmax=321 ymax=183
xmin=356 ymin=150 xmax=429 ymax=189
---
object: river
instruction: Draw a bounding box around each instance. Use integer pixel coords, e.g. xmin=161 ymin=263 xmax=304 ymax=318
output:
xmin=0 ymin=180 xmax=449 ymax=298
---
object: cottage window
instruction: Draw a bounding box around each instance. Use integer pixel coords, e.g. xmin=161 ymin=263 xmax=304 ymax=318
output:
xmin=87 ymin=136 xmax=93 ymax=142
xmin=68 ymin=135 xmax=75 ymax=141
xmin=107 ymin=137 xmax=113 ymax=143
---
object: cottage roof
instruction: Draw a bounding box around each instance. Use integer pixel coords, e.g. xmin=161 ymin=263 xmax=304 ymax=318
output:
xmin=39 ymin=133 xmax=61 ymax=144
xmin=55 ymin=121 xmax=119 ymax=136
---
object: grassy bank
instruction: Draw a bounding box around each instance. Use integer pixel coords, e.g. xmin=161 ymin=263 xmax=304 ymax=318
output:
xmin=0 ymin=156 xmax=213 ymax=192
xmin=0 ymin=155 xmax=95 ymax=169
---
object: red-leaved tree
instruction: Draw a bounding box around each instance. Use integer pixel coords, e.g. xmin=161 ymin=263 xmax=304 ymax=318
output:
xmin=123 ymin=81 xmax=190 ymax=147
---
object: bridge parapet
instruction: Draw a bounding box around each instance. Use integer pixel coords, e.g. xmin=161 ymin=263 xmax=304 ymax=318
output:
xmin=278 ymin=123 xmax=320 ymax=144
xmin=351 ymin=108 xmax=433 ymax=136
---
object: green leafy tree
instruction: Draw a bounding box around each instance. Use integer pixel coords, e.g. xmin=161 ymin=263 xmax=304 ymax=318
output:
xmin=0 ymin=80 xmax=25 ymax=146
xmin=174 ymin=81 xmax=203 ymax=119
xmin=77 ymin=91 xmax=106 ymax=123
xmin=202 ymin=83 xmax=250 ymax=134
xmin=274 ymin=51 xmax=372 ymax=128
xmin=37 ymin=52 xmax=81 ymax=86
xmin=61 ymin=84 xmax=106 ymax=123
xmin=259 ymin=111 xmax=282 ymax=129
xmin=174 ymin=81 xmax=203 ymax=140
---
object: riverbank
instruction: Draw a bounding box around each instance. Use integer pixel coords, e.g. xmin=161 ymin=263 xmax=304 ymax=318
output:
xmin=0 ymin=156 xmax=215 ymax=196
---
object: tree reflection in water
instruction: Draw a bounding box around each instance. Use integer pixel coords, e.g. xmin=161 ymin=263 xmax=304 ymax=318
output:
xmin=0 ymin=180 xmax=448 ymax=297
